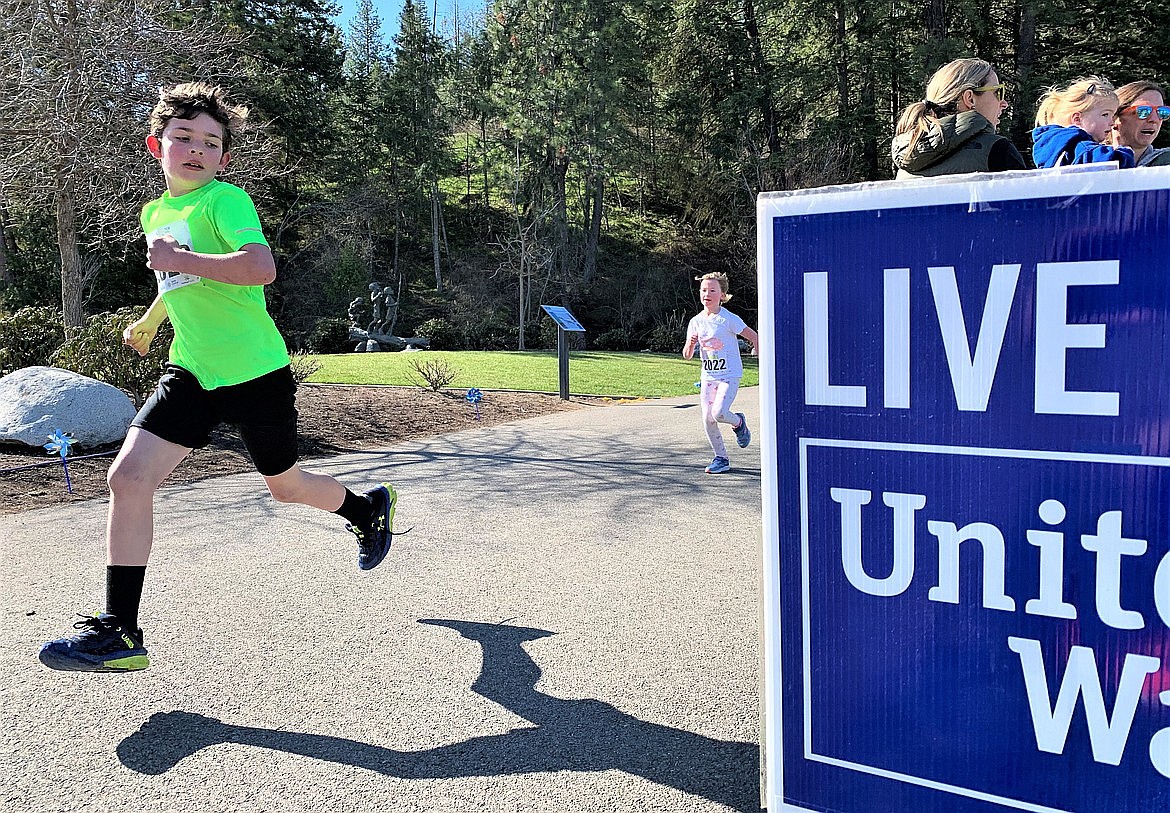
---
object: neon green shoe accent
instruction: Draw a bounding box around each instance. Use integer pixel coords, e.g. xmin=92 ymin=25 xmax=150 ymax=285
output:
xmin=103 ymin=654 xmax=150 ymax=671
xmin=381 ymin=482 xmax=399 ymax=529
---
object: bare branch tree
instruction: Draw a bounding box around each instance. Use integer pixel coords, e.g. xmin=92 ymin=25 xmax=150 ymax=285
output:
xmin=491 ymin=207 xmax=554 ymax=351
xmin=0 ymin=0 xmax=276 ymax=328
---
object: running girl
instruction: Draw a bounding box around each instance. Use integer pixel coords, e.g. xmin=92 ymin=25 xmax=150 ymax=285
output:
xmin=682 ymin=273 xmax=759 ymax=474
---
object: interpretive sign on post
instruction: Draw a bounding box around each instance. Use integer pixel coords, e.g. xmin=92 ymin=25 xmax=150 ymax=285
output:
xmin=541 ymin=305 xmax=586 ymax=400
xmin=757 ymin=167 xmax=1170 ymax=813
xmin=541 ymin=305 xmax=586 ymax=333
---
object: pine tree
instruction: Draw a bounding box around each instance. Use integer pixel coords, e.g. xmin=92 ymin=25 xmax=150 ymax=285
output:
xmin=388 ymin=0 xmax=451 ymax=291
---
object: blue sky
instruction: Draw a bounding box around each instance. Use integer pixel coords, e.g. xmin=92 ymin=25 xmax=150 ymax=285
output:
xmin=333 ymin=0 xmax=479 ymax=38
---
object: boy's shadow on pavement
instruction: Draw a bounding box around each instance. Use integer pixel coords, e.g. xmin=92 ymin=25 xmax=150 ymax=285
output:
xmin=117 ymin=619 xmax=762 ymax=812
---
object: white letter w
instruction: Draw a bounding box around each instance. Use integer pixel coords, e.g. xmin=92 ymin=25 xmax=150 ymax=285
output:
xmin=1007 ymin=636 xmax=1158 ymax=766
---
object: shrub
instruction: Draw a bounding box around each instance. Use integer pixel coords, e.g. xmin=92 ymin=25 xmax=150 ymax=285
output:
xmin=523 ymin=320 xmax=545 ymax=350
xmin=464 ymin=314 xmax=514 ymax=350
xmin=538 ymin=317 xmax=586 ymax=350
xmin=593 ymin=327 xmax=632 ymax=351
xmin=289 ymin=349 xmax=322 ymax=384
xmin=50 ymin=307 xmax=172 ymax=407
xmin=538 ymin=317 xmax=560 ymax=350
xmin=307 ymin=317 xmax=353 ymax=354
xmin=645 ymin=313 xmax=686 ymax=353
xmin=409 ymin=357 xmax=458 ymax=391
xmin=0 ymin=305 xmax=65 ymax=375
xmin=415 ymin=317 xmax=463 ymax=351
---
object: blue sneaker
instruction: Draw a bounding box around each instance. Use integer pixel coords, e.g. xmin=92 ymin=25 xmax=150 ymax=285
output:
xmin=733 ymin=413 xmax=751 ymax=448
xmin=39 ymin=613 xmax=150 ymax=672
xmin=705 ymin=457 xmax=731 ymax=474
xmin=348 ymin=483 xmax=400 ymax=571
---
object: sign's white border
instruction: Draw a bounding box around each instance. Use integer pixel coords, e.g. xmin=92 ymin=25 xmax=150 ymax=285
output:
xmin=756 ymin=165 xmax=1170 ymax=813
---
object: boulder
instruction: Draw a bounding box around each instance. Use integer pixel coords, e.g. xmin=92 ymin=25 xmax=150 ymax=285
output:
xmin=0 ymin=366 xmax=137 ymax=449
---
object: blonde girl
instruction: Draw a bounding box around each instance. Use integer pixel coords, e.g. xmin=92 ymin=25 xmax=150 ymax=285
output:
xmin=1031 ymin=77 xmax=1135 ymax=168
xmin=682 ymin=272 xmax=760 ymax=474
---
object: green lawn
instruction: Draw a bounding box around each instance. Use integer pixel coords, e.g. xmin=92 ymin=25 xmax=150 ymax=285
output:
xmin=305 ymin=350 xmax=760 ymax=398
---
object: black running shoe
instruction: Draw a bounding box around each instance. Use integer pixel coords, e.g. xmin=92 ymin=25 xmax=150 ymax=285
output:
xmin=39 ymin=613 xmax=150 ymax=672
xmin=348 ymin=483 xmax=399 ymax=571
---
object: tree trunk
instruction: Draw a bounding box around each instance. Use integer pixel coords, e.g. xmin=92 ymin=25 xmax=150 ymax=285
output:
xmin=1011 ymin=3 xmax=1038 ymax=159
xmin=56 ymin=182 xmax=84 ymax=330
xmin=436 ymin=178 xmax=452 ymax=284
xmin=858 ymin=26 xmax=878 ymax=180
xmin=480 ymin=112 xmax=490 ymax=213
xmin=834 ymin=0 xmax=850 ymax=120
xmin=550 ymin=151 xmax=569 ymax=290
xmin=742 ymin=0 xmax=781 ymax=155
xmin=465 ymin=131 xmax=472 ymax=213
xmin=430 ymin=180 xmax=443 ymax=293
xmin=924 ymin=0 xmax=946 ymax=48
xmin=0 ymin=208 xmax=12 ymax=287
xmin=582 ymin=174 xmax=603 ymax=287
xmin=393 ymin=163 xmax=402 ymax=284
xmin=518 ymin=260 xmax=526 ymax=351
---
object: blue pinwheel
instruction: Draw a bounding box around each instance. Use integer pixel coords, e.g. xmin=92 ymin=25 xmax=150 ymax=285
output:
xmin=466 ymin=387 xmax=484 ymax=420
xmin=44 ymin=428 xmax=77 ymax=494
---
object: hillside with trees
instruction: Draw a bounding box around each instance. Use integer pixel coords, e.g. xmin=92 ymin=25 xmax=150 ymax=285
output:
xmin=2 ymin=0 xmax=1168 ymax=354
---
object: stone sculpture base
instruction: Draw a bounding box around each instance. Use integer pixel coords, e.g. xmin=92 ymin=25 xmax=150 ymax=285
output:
xmin=349 ymin=329 xmax=430 ymax=352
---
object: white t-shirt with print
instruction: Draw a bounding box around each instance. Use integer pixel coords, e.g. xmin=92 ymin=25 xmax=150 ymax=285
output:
xmin=687 ymin=308 xmax=747 ymax=381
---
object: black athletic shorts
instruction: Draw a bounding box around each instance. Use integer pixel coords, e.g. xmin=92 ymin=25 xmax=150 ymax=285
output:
xmin=131 ymin=364 xmax=299 ymax=476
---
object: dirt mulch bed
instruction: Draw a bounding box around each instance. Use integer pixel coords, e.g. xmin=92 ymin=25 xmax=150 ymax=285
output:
xmin=0 ymin=384 xmax=605 ymax=515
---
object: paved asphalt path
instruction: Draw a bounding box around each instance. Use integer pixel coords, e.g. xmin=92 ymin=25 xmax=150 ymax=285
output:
xmin=1 ymin=389 xmax=763 ymax=813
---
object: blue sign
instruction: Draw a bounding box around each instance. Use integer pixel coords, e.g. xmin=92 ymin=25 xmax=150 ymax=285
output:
xmin=541 ymin=305 xmax=586 ymax=332
xmin=757 ymin=168 xmax=1170 ymax=813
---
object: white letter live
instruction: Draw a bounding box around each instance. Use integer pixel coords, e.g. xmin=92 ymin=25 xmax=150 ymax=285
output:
xmin=758 ymin=170 xmax=1170 ymax=813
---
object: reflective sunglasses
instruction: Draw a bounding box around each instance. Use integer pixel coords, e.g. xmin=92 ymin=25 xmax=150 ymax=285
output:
xmin=1128 ymin=103 xmax=1170 ymax=121
xmin=972 ymin=83 xmax=1008 ymax=102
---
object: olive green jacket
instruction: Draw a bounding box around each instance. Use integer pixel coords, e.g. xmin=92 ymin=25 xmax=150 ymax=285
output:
xmin=892 ymin=110 xmax=1003 ymax=179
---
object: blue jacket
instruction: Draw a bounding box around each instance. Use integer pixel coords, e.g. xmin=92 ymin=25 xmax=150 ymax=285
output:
xmin=1031 ymin=125 xmax=1135 ymax=169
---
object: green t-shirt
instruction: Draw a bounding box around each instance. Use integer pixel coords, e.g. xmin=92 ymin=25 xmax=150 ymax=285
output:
xmin=140 ymin=179 xmax=289 ymax=389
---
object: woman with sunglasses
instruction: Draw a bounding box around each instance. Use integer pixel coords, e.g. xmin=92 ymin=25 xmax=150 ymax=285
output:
xmin=892 ymin=58 xmax=1025 ymax=178
xmin=1112 ymin=81 xmax=1170 ymax=167
xmin=1031 ymin=77 xmax=1135 ymax=168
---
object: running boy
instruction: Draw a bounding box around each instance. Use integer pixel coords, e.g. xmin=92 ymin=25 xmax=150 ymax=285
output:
xmin=682 ymin=272 xmax=759 ymax=474
xmin=40 ymin=83 xmax=401 ymax=673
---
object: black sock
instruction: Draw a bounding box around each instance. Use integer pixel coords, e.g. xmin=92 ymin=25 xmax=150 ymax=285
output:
xmin=106 ymin=565 xmax=147 ymax=631
xmin=334 ymin=488 xmax=374 ymax=527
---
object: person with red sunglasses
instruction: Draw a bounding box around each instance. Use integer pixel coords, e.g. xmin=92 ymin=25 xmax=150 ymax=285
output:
xmin=1112 ymin=81 xmax=1170 ymax=167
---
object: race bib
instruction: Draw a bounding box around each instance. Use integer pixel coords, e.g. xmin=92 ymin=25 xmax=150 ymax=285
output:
xmin=147 ymin=221 xmax=200 ymax=293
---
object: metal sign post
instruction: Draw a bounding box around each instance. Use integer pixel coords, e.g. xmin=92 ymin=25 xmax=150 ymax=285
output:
xmin=541 ymin=305 xmax=586 ymax=400
xmin=757 ymin=167 xmax=1170 ymax=813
